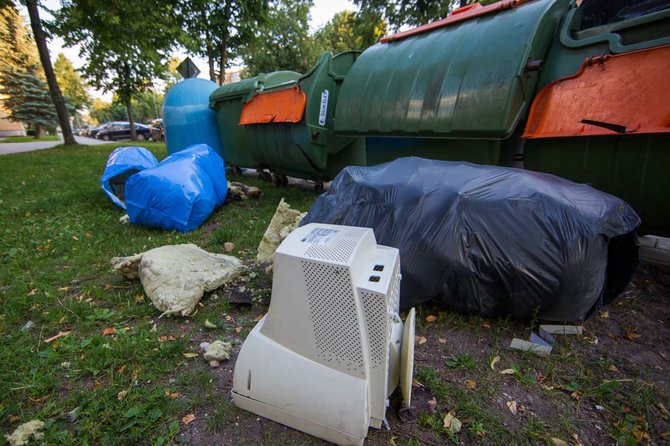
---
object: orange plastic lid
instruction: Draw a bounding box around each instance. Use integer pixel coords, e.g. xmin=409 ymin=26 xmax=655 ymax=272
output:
xmin=239 ymin=86 xmax=307 ymax=125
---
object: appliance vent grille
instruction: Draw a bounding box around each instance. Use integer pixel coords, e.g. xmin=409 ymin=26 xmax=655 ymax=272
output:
xmin=304 ymin=227 xmax=368 ymax=263
xmin=302 ymin=260 xmax=364 ymax=375
xmin=389 ymin=262 xmax=401 ymax=313
xmin=360 ymin=291 xmax=387 ymax=370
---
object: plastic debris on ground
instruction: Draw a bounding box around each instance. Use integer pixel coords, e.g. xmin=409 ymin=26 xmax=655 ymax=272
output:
xmin=100 ymin=146 xmax=158 ymax=209
xmin=302 ymin=157 xmax=641 ymax=322
xmin=125 ymin=144 xmax=228 ymax=232
xmin=256 ymin=198 xmax=306 ymax=264
xmin=111 ymin=244 xmax=244 ymax=316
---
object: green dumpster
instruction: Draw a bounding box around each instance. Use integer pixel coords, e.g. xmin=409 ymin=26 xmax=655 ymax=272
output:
xmin=209 ymin=71 xmax=302 ymax=169
xmin=210 ymin=51 xmax=365 ymax=182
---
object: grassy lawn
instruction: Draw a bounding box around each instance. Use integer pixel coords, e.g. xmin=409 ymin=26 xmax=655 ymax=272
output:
xmin=0 ymin=135 xmax=61 ymax=143
xmin=0 ymin=142 xmax=668 ymax=445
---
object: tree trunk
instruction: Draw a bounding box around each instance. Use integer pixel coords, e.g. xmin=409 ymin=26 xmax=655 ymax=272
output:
xmin=217 ymin=0 xmax=233 ymax=85
xmin=208 ymin=55 xmax=216 ymax=83
xmin=34 ymin=125 xmax=45 ymax=139
xmin=25 ymin=0 xmax=77 ymax=146
xmin=126 ymin=97 xmax=137 ymax=141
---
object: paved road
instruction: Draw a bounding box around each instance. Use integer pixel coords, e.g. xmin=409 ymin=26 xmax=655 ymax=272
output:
xmin=0 ymin=136 xmax=108 ymax=156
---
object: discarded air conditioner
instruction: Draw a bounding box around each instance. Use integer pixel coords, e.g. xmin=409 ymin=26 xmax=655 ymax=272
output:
xmin=232 ymin=223 xmax=415 ymax=445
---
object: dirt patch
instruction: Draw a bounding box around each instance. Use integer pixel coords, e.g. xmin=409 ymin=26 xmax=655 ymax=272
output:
xmin=175 ymin=264 xmax=670 ymax=445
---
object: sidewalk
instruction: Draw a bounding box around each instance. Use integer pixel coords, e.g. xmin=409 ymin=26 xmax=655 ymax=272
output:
xmin=0 ymin=136 xmax=108 ymax=155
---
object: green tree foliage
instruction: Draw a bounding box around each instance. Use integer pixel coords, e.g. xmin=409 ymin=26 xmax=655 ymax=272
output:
xmin=315 ymin=10 xmax=387 ymax=53
xmin=179 ymin=0 xmax=268 ymax=84
xmin=89 ymin=91 xmax=162 ymax=125
xmin=353 ymin=0 xmax=497 ymax=30
xmin=242 ymin=0 xmax=318 ymax=77
xmin=0 ymin=68 xmax=58 ymax=137
xmin=52 ymin=0 xmax=182 ymax=139
xmin=54 ymin=53 xmax=91 ymax=114
xmin=0 ymin=4 xmax=40 ymax=72
xmin=89 ymin=98 xmax=125 ymax=124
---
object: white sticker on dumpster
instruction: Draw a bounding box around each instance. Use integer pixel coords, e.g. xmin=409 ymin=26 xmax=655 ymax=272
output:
xmin=302 ymin=227 xmax=339 ymax=245
xmin=318 ymin=90 xmax=329 ymax=126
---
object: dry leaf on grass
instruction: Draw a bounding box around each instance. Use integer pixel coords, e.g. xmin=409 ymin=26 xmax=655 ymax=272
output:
xmin=204 ymin=319 xmax=217 ymax=329
xmin=165 ymin=391 xmax=182 ymax=400
xmin=412 ymin=378 xmax=423 ymax=388
xmin=499 ymin=369 xmax=516 ymax=375
xmin=253 ymin=314 xmax=265 ymax=322
xmin=101 ymin=327 xmax=116 ymax=336
xmin=425 ymin=315 xmax=437 ymax=322
xmin=415 ymin=335 xmax=427 ymax=345
xmin=465 ymin=380 xmax=477 ymax=390
xmin=599 ymin=310 xmax=609 ymax=318
xmin=660 ymin=352 xmax=669 ymax=360
xmin=626 ymin=332 xmax=642 ymax=340
xmin=443 ymin=412 xmax=462 ymax=433
xmin=490 ymin=355 xmax=500 ymax=371
xmin=182 ymin=352 xmax=199 ymax=358
xmin=117 ymin=390 xmax=128 ymax=400
xmin=181 ymin=413 xmax=196 ymax=425
xmin=438 ymin=338 xmax=447 ymax=344
xmin=550 ymin=438 xmax=568 ymax=446
xmin=234 ymin=326 xmax=242 ymax=334
xmin=506 ymin=400 xmax=517 ymax=414
xmin=427 ymin=397 xmax=437 ymax=412
xmin=609 ymin=364 xmax=620 ymax=372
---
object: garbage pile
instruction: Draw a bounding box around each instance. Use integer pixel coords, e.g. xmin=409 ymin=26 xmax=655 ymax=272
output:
xmin=302 ymin=157 xmax=641 ymax=321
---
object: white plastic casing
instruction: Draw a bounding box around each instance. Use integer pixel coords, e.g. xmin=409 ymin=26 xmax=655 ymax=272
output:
xmin=232 ymin=223 xmax=402 ymax=445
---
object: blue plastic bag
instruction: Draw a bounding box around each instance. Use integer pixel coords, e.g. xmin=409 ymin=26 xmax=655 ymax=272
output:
xmin=100 ymin=146 xmax=158 ymax=209
xmin=125 ymin=144 xmax=228 ymax=232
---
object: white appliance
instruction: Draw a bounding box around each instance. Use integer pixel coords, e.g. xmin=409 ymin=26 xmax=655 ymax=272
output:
xmin=232 ymin=223 xmax=415 ymax=445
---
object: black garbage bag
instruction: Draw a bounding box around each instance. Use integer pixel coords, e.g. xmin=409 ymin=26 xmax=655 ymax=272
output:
xmin=302 ymin=157 xmax=640 ymax=321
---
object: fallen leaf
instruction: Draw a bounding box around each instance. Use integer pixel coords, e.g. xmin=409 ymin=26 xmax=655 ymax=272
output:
xmin=506 ymin=400 xmax=517 ymax=415
xmin=415 ymin=335 xmax=427 ymax=345
xmin=572 ymin=433 xmax=585 ymax=446
xmin=390 ymin=436 xmax=398 ymax=446
xmin=234 ymin=326 xmax=242 ymax=334
xmin=443 ymin=411 xmax=462 ymax=433
xmin=659 ymin=352 xmax=669 ymax=360
xmin=117 ymin=365 xmax=127 ymax=374
xmin=181 ymin=413 xmax=196 ymax=425
xmin=425 ymin=315 xmax=437 ymax=322
xmin=499 ymin=368 xmax=516 ymax=375
xmin=598 ymin=310 xmax=609 ymax=318
xmin=542 ymin=385 xmax=555 ymax=391
xmin=482 ymin=322 xmax=491 ymax=328
xmin=117 ymin=390 xmax=128 ymax=400
xmin=182 ymin=352 xmax=199 ymax=358
xmin=550 ymin=438 xmax=568 ymax=446
xmin=27 ymin=289 xmax=37 ymax=296
xmin=158 ymin=335 xmax=176 ymax=342
xmin=134 ymin=294 xmax=144 ymax=303
xmin=570 ymin=391 xmax=580 ymax=400
xmin=427 ymin=397 xmax=437 ymax=412
xmin=438 ymin=337 xmax=447 ymax=344
xmin=204 ymin=319 xmax=217 ymax=329
xmin=465 ymin=380 xmax=477 ymax=390
xmin=58 ymin=287 xmax=70 ymax=292
xmin=412 ymin=378 xmax=423 ymax=388
xmin=9 ymin=415 xmax=21 ymax=422
xmin=490 ymin=355 xmax=500 ymax=371
xmin=609 ymin=364 xmax=619 ymax=373
xmin=72 ymin=235 xmax=79 ymax=241
xmin=657 ymin=403 xmax=669 ymax=418
xmin=44 ymin=330 xmax=72 ymax=343
xmin=165 ymin=391 xmax=182 ymax=400
xmin=626 ymin=332 xmax=642 ymax=341
xmin=102 ymin=327 xmax=116 ymax=336
xmin=253 ymin=314 xmax=265 ymax=322
xmin=224 ymin=242 xmax=235 ymax=252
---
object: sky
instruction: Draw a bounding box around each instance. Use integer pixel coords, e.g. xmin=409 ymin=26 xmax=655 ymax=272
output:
xmin=22 ymin=0 xmax=359 ymax=101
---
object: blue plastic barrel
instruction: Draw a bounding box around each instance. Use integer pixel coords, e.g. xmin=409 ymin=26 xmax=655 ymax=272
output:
xmin=163 ymin=78 xmax=225 ymax=158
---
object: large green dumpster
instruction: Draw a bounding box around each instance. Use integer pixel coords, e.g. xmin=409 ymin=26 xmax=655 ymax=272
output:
xmin=334 ymin=0 xmax=570 ymax=166
xmin=209 ymin=71 xmax=301 ymax=169
xmin=210 ymin=51 xmax=364 ymax=182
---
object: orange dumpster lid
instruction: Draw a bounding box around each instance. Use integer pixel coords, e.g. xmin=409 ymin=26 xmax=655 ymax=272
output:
xmin=524 ymin=45 xmax=670 ymax=139
xmin=239 ymin=86 xmax=307 ymax=125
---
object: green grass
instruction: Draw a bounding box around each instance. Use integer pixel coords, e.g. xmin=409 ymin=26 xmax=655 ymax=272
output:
xmin=0 ymin=134 xmax=60 ymax=143
xmin=0 ymin=142 xmax=318 ymax=445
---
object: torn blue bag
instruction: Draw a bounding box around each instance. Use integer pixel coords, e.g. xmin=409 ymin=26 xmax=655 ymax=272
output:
xmin=125 ymin=144 xmax=228 ymax=232
xmin=100 ymin=146 xmax=158 ymax=209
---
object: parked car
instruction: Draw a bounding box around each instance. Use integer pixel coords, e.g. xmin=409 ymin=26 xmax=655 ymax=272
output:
xmin=150 ymin=119 xmax=164 ymax=142
xmin=96 ymin=123 xmax=152 ymax=141
xmin=89 ymin=121 xmax=127 ymax=139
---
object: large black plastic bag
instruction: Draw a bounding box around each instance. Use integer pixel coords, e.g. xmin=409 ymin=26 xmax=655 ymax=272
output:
xmin=302 ymin=157 xmax=640 ymax=321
